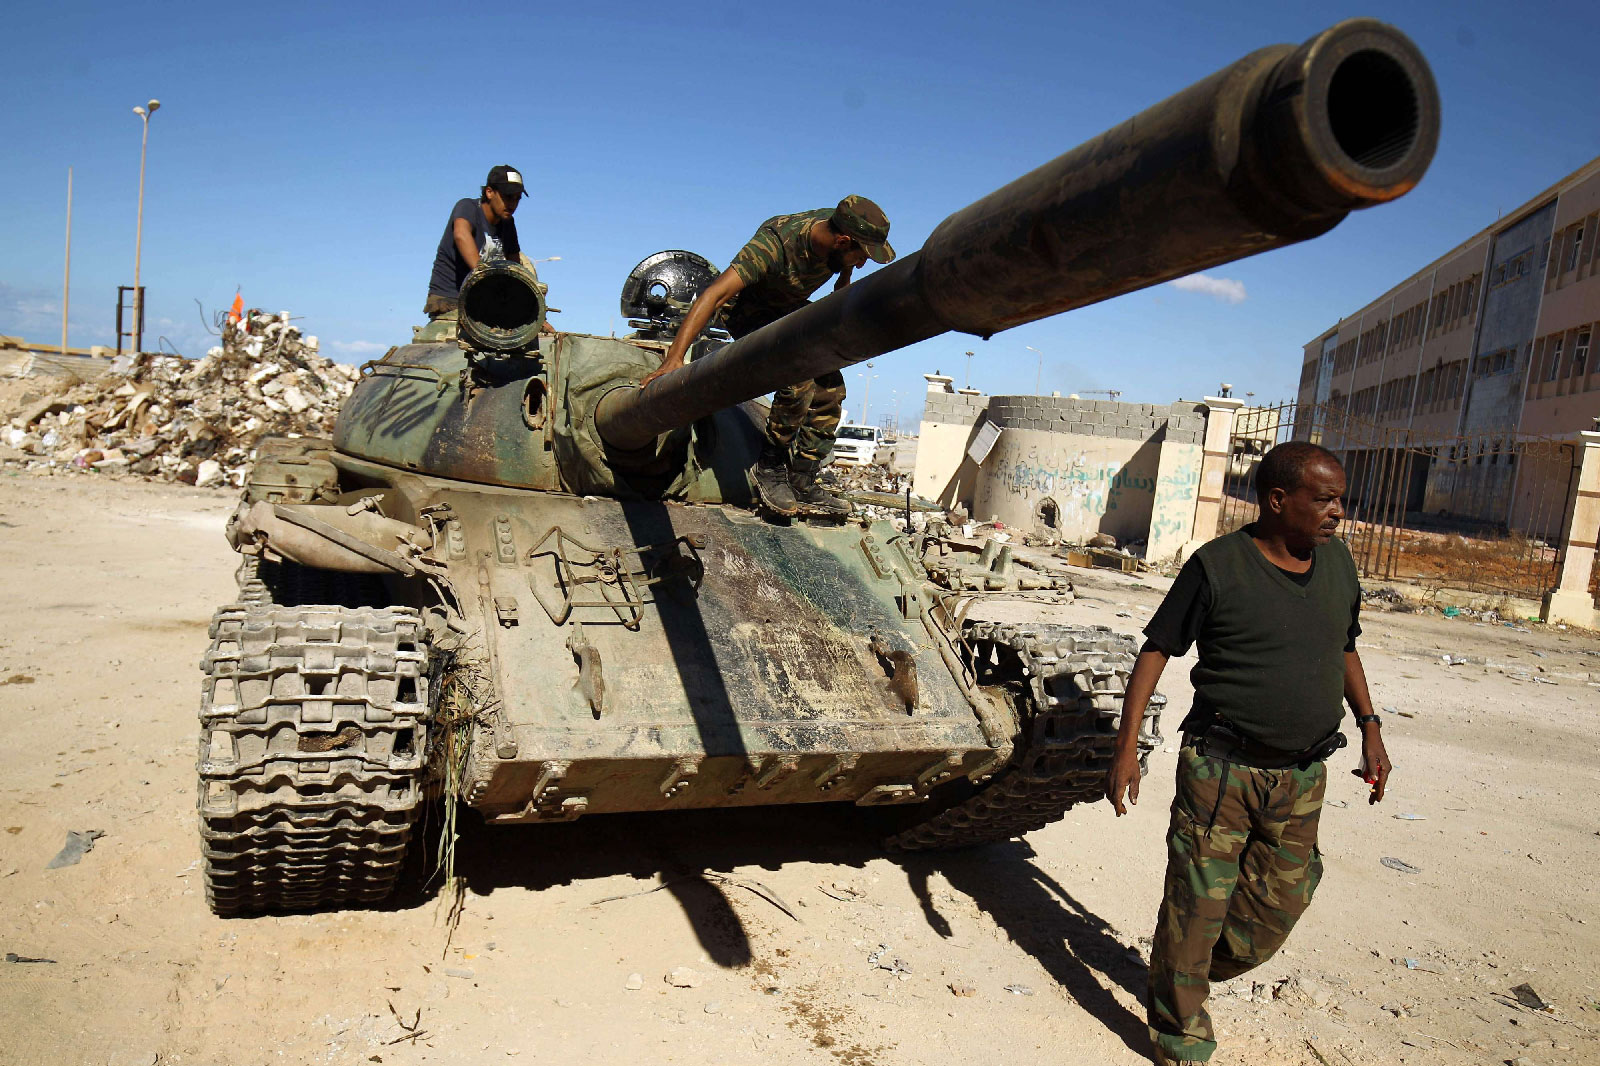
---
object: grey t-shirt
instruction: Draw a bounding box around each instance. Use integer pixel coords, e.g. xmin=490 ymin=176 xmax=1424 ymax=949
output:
xmin=427 ymin=198 xmax=521 ymax=299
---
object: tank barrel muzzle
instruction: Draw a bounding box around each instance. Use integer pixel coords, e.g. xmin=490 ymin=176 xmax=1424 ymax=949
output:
xmin=458 ymin=259 xmax=547 ymax=354
xmin=595 ymin=18 xmax=1439 ymax=453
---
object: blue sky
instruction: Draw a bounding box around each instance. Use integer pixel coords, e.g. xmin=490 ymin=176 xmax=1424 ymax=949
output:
xmin=3 ymin=1 xmax=1597 ymax=426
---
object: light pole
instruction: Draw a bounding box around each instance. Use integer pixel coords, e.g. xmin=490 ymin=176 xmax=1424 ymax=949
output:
xmin=1024 ymin=345 xmax=1044 ymax=395
xmin=61 ymin=168 xmax=72 ymax=356
xmin=964 ymin=349 xmax=974 ymax=389
xmin=132 ymin=98 xmax=160 ymax=354
xmin=858 ymin=361 xmax=877 ymax=426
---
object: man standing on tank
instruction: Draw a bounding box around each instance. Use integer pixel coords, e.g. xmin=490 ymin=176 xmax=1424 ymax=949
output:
xmin=1104 ymin=441 xmax=1393 ymax=1065
xmin=424 ymin=165 xmax=527 ymax=321
xmin=640 ymin=196 xmax=895 ymax=516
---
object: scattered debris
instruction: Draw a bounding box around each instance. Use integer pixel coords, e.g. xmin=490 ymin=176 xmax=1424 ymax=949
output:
xmin=1380 ymin=856 xmax=1421 ymax=875
xmin=665 ymin=967 xmax=701 ymax=988
xmin=44 ymin=828 xmax=104 ymax=869
xmin=443 ymin=968 xmax=474 ymax=980
xmin=949 ymin=981 xmax=978 ymax=997
xmin=591 ymin=872 xmax=800 ymax=922
xmin=624 ymin=973 xmax=643 ymax=990
xmin=817 ymin=881 xmax=865 ymax=902
xmin=0 ymin=674 xmax=35 ymax=686
xmin=866 ymin=943 xmax=911 ymax=976
xmin=1303 ymin=1038 xmax=1336 ymax=1066
xmin=2 ymin=310 xmax=358 ymax=488
xmin=1003 ymin=984 xmax=1036 ymax=996
xmin=702 ymin=1000 xmax=722 ymax=1014
xmin=5 ymin=952 xmax=56 ymax=964
xmin=1510 ymin=983 xmax=1552 ymax=1011
xmin=1393 ymin=813 xmax=1427 ymax=821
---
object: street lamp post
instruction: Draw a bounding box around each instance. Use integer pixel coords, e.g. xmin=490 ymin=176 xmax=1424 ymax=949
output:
xmin=964 ymin=350 xmax=974 ymax=389
xmin=131 ymin=98 xmax=160 ymax=354
xmin=1024 ymin=345 xmax=1044 ymax=395
xmin=859 ymin=361 xmax=877 ymax=426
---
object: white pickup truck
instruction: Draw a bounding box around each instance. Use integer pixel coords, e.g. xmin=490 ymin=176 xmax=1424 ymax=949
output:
xmin=831 ymin=423 xmax=885 ymax=466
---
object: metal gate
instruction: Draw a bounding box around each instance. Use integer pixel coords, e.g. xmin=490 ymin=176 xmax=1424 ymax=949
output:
xmin=1218 ymin=402 xmax=1580 ymax=601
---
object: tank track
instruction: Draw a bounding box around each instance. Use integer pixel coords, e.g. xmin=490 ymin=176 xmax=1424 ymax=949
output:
xmin=887 ymin=621 xmax=1162 ymax=851
xmin=196 ymin=600 xmax=432 ymax=916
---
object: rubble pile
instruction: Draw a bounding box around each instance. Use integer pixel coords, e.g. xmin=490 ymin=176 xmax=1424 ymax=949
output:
xmin=2 ymin=311 xmax=360 ymax=488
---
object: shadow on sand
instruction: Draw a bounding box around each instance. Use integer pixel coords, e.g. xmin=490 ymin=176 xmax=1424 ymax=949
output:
xmin=400 ymin=800 xmax=1148 ymax=1054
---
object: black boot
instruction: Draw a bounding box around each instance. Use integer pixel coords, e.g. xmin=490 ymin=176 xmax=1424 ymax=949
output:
xmin=788 ymin=463 xmax=852 ymax=515
xmin=752 ymin=446 xmax=798 ymax=515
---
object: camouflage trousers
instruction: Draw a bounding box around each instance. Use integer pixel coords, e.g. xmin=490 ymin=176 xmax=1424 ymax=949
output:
xmin=766 ymin=370 xmax=845 ymax=468
xmin=1147 ymin=744 xmax=1326 ymax=1061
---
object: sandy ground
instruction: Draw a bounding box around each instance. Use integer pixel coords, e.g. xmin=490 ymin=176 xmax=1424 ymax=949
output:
xmin=1 ymin=468 xmax=1598 ymax=1066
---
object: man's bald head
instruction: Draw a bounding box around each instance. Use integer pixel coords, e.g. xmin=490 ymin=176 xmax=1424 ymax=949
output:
xmin=1255 ymin=441 xmax=1343 ymax=499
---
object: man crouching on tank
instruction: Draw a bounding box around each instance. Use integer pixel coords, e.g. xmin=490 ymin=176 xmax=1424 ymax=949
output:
xmin=640 ymin=196 xmax=895 ymax=516
xmin=1105 ymin=441 xmax=1393 ymax=1064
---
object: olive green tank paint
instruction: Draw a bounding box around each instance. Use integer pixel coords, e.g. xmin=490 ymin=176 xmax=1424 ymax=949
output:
xmin=334 ymin=334 xmax=762 ymax=505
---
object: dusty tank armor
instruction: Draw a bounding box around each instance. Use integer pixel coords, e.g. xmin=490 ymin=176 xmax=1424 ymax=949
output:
xmin=196 ymin=18 xmax=1439 ymax=914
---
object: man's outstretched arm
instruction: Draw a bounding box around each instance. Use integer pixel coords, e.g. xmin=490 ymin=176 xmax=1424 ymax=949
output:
xmin=1343 ymin=649 xmax=1392 ymax=803
xmin=641 ymin=268 xmax=745 ymax=386
xmin=1106 ymin=643 xmax=1169 ymax=816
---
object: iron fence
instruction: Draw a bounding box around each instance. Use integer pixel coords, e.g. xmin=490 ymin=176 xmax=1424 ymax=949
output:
xmin=1219 ymin=402 xmax=1579 ymax=601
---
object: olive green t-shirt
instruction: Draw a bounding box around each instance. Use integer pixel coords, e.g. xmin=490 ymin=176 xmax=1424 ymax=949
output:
xmin=1143 ymin=525 xmax=1361 ymax=751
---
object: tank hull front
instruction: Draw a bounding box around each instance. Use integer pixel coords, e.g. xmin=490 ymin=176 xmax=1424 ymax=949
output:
xmin=330 ymin=456 xmax=1002 ymax=824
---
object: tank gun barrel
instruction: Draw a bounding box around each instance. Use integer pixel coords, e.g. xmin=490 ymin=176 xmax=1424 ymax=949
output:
xmin=595 ymin=18 xmax=1438 ymax=453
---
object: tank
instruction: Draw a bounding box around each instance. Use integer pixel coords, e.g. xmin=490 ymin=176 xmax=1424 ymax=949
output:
xmin=195 ymin=18 xmax=1439 ymax=915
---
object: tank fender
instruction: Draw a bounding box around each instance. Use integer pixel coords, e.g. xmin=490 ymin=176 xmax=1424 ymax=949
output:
xmin=226 ymin=500 xmax=433 ymax=575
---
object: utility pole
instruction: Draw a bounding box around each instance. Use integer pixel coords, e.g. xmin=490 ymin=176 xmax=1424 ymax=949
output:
xmin=61 ymin=167 xmax=72 ymax=356
xmin=1025 ymin=345 xmax=1044 ymax=394
xmin=132 ymin=98 xmax=160 ymax=354
xmin=964 ymin=350 xmax=974 ymax=389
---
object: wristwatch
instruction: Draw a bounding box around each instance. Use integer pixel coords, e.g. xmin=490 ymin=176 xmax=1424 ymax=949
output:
xmin=1354 ymin=713 xmax=1382 ymax=728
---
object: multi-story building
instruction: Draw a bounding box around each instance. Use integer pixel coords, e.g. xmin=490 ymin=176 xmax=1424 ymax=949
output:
xmin=1296 ymin=156 xmax=1600 ymax=536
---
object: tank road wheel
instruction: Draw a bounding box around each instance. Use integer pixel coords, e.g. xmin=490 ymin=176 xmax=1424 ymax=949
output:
xmin=886 ymin=622 xmax=1162 ymax=851
xmin=196 ymin=603 xmax=433 ymax=916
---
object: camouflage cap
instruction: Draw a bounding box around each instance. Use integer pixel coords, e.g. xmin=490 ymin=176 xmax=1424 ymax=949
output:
xmin=831 ymin=195 xmax=895 ymax=264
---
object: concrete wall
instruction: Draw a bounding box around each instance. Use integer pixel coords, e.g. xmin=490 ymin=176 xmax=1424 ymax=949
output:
xmin=912 ymin=388 xmax=987 ymax=509
xmin=912 ymin=392 xmax=1208 ymax=557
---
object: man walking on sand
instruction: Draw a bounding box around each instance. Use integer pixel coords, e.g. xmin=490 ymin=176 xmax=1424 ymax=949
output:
xmin=1105 ymin=440 xmax=1393 ymax=1064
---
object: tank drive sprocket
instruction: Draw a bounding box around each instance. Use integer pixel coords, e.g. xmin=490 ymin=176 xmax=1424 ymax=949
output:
xmin=886 ymin=621 xmax=1162 ymax=851
xmin=196 ymin=602 xmax=434 ymax=915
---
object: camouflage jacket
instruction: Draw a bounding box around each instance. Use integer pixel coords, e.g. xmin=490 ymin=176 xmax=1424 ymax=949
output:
xmin=726 ymin=209 xmax=838 ymax=334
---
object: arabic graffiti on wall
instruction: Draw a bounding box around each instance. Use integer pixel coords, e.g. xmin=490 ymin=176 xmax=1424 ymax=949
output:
xmin=979 ymin=433 xmax=1162 ymax=541
xmin=1148 ymin=445 xmax=1203 ymax=554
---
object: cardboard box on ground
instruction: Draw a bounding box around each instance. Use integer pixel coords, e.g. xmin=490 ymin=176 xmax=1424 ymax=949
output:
xmin=2 ymin=311 xmax=360 ymax=488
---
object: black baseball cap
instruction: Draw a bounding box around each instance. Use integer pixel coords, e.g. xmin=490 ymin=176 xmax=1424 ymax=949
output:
xmin=486 ymin=164 xmax=526 ymax=197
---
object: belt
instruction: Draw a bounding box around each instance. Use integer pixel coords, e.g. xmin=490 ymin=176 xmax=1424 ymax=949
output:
xmin=1184 ymin=721 xmax=1346 ymax=771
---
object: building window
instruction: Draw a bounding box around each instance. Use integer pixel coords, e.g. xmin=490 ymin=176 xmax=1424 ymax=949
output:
xmin=1574 ymin=329 xmax=1590 ymax=378
xmin=1548 ymin=336 xmax=1564 ymax=381
xmin=1570 ymin=224 xmax=1586 ymax=272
